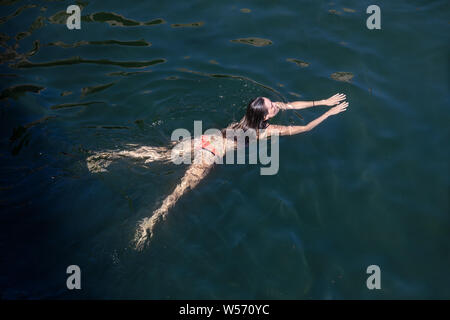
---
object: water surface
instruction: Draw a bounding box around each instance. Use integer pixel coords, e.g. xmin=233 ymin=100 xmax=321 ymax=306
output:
xmin=0 ymin=0 xmax=449 ymax=299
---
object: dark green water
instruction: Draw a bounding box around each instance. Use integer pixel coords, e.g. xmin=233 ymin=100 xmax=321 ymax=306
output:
xmin=0 ymin=0 xmax=449 ymax=299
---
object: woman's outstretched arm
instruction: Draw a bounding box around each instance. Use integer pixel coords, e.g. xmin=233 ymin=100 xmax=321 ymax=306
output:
xmin=263 ymin=101 xmax=348 ymax=137
xmin=274 ymin=93 xmax=346 ymax=110
xmin=134 ymin=162 xmax=213 ymax=250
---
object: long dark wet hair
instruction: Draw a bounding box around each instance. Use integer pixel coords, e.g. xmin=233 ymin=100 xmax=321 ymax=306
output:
xmin=230 ymin=96 xmax=269 ymax=133
xmin=219 ymin=96 xmax=270 ymax=145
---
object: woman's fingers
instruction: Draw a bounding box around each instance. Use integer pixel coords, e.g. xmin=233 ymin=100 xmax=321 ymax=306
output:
xmin=327 ymin=93 xmax=347 ymax=107
xmin=339 ymin=101 xmax=348 ymax=112
xmin=327 ymin=100 xmax=348 ymax=115
xmin=330 ymin=93 xmax=346 ymax=104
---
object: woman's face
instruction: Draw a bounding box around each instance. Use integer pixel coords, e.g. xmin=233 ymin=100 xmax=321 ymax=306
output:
xmin=262 ymin=97 xmax=279 ymax=120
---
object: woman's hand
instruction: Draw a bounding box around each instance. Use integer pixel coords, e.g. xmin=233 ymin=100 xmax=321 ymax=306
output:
xmin=323 ymin=93 xmax=346 ymax=106
xmin=327 ymin=101 xmax=348 ymax=116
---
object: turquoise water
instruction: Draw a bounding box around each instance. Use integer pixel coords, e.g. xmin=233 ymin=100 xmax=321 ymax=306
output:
xmin=0 ymin=0 xmax=449 ymax=299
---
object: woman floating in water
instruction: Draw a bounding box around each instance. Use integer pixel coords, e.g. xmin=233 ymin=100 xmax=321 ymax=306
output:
xmin=87 ymin=93 xmax=348 ymax=249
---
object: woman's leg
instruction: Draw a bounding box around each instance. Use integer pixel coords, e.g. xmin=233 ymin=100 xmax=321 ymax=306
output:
xmin=134 ymin=162 xmax=213 ymax=250
xmin=86 ymin=145 xmax=172 ymax=173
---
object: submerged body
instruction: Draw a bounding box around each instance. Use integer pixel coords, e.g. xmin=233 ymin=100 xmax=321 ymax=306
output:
xmin=86 ymin=94 xmax=348 ymax=249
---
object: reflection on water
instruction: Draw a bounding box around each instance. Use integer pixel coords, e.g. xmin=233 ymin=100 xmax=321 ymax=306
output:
xmin=0 ymin=0 xmax=448 ymax=299
xmin=286 ymin=58 xmax=310 ymax=68
xmin=0 ymin=84 xmax=44 ymax=99
xmin=230 ymin=37 xmax=273 ymax=47
xmin=47 ymin=39 xmax=151 ymax=48
xmin=330 ymin=71 xmax=354 ymax=83
xmin=12 ymin=56 xmax=167 ymax=68
xmin=49 ymin=10 xmax=166 ymax=27
xmin=171 ymin=21 xmax=204 ymax=28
